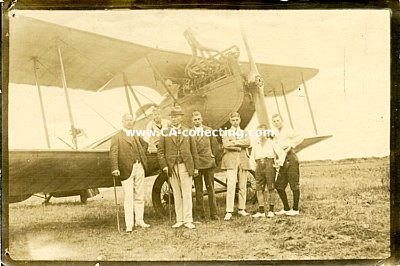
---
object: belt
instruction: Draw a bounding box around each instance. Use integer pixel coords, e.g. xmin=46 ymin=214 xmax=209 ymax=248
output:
xmin=256 ymin=158 xmax=274 ymax=163
xmin=287 ymin=149 xmax=296 ymax=155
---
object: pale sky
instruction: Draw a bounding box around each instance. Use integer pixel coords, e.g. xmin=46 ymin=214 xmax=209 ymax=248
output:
xmin=8 ymin=10 xmax=390 ymax=160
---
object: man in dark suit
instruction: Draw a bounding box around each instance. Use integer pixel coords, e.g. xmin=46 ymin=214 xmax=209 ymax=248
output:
xmin=191 ymin=111 xmax=220 ymax=220
xmin=110 ymin=113 xmax=150 ymax=233
xmin=158 ymin=106 xmax=199 ymax=229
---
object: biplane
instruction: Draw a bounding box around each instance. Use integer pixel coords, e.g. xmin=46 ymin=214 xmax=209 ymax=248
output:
xmin=7 ymin=14 xmax=331 ymax=214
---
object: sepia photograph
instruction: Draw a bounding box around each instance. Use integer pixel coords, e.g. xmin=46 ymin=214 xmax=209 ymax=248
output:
xmin=5 ymin=9 xmax=390 ymax=261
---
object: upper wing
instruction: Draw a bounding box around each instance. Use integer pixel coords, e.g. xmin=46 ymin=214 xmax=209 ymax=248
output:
xmin=10 ymin=14 xmax=318 ymax=97
xmin=10 ymin=15 xmax=158 ymax=91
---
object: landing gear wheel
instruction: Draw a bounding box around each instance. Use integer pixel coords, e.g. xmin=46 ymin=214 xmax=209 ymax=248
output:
xmin=43 ymin=193 xmax=52 ymax=205
xmin=152 ymin=172 xmax=174 ymax=217
xmin=246 ymin=170 xmax=257 ymax=204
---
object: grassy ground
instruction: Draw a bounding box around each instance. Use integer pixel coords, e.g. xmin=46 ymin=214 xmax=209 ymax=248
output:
xmin=7 ymin=157 xmax=390 ymax=261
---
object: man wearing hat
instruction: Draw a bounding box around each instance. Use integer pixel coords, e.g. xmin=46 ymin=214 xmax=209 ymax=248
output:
xmin=221 ymin=112 xmax=251 ymax=220
xmin=158 ymin=106 xmax=199 ymax=229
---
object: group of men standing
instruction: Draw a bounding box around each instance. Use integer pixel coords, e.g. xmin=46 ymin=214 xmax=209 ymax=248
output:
xmin=109 ymin=106 xmax=303 ymax=232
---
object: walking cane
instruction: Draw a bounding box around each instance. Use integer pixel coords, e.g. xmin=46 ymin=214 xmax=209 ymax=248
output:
xmin=167 ymin=172 xmax=172 ymax=222
xmin=112 ymin=175 xmax=121 ymax=233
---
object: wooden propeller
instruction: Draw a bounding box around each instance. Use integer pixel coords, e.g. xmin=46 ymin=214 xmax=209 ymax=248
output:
xmin=240 ymin=27 xmax=270 ymax=128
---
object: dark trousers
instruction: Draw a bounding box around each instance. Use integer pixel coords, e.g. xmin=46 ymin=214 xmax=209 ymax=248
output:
xmin=194 ymin=168 xmax=217 ymax=217
xmin=276 ymin=150 xmax=300 ymax=211
xmin=275 ymin=150 xmax=300 ymax=191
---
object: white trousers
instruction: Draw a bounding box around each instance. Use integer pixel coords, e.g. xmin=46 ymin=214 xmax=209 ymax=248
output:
xmin=170 ymin=163 xmax=193 ymax=223
xmin=226 ymin=162 xmax=248 ymax=213
xmin=120 ymin=161 xmax=145 ymax=229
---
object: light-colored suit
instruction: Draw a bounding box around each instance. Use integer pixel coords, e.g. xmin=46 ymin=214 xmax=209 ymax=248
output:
xmin=221 ymin=127 xmax=251 ymax=212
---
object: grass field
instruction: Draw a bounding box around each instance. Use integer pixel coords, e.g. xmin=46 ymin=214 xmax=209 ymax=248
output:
xmin=7 ymin=156 xmax=390 ymax=261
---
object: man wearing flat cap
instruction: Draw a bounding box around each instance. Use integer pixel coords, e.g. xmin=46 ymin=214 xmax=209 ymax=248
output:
xmin=158 ymin=106 xmax=200 ymax=229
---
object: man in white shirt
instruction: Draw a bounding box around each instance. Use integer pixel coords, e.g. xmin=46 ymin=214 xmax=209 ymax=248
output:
xmin=271 ymin=114 xmax=304 ymax=216
xmin=145 ymin=107 xmax=170 ymax=154
xmin=221 ymin=112 xmax=251 ymax=220
xmin=250 ymin=124 xmax=286 ymax=218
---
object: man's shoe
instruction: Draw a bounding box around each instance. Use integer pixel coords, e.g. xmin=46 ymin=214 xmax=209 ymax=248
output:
xmin=184 ymin=222 xmax=196 ymax=229
xmin=224 ymin=213 xmax=232 ymax=221
xmin=252 ymin=212 xmax=265 ymax=218
xmin=238 ymin=210 xmax=250 ymax=217
xmin=125 ymin=228 xmax=133 ymax=233
xmin=210 ymin=214 xmax=219 ymax=220
xmin=266 ymin=211 xmax=275 ymax=218
xmin=286 ymin=210 xmax=300 ymax=216
xmin=171 ymin=222 xmax=184 ymax=228
xmin=135 ymin=221 xmax=150 ymax=228
xmin=275 ymin=209 xmax=289 ymax=215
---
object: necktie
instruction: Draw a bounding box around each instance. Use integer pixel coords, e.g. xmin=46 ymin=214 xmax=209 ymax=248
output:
xmin=176 ymin=128 xmax=181 ymax=143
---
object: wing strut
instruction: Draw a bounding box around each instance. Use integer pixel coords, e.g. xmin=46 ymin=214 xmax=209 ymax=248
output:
xmin=123 ymin=73 xmax=148 ymax=118
xmin=301 ymin=72 xmax=318 ymax=135
xmin=123 ymin=74 xmax=134 ymax=116
xmin=145 ymin=56 xmax=178 ymax=105
xmin=57 ymin=41 xmax=78 ymax=149
xmin=272 ymin=88 xmax=281 ymax=117
xmin=32 ymin=57 xmax=51 ymax=149
xmin=280 ymin=82 xmax=294 ymax=129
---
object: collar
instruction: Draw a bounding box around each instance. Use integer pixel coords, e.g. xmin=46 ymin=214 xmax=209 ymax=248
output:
xmin=274 ymin=125 xmax=284 ymax=133
xmin=171 ymin=124 xmax=182 ymax=130
xmin=153 ymin=120 xmax=162 ymax=127
xmin=152 ymin=120 xmax=163 ymax=129
xmin=257 ymin=138 xmax=269 ymax=145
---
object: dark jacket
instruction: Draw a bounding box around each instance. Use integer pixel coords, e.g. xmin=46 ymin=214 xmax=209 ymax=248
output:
xmin=192 ymin=126 xmax=221 ymax=169
xmin=157 ymin=126 xmax=199 ymax=176
xmin=110 ymin=130 xmax=148 ymax=181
